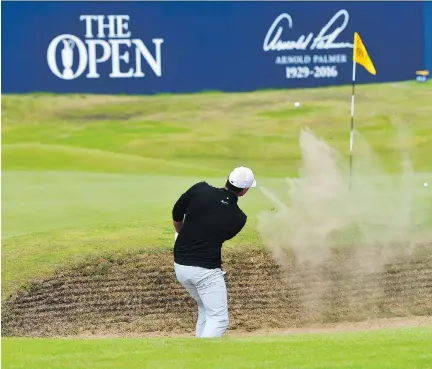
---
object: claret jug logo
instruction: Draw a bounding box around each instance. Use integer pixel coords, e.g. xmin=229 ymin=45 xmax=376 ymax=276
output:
xmin=47 ymin=15 xmax=164 ymax=80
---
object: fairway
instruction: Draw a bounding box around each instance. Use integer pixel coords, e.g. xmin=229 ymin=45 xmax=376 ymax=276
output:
xmin=3 ymin=327 xmax=432 ymax=369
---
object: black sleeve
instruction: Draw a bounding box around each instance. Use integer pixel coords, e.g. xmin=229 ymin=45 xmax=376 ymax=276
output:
xmin=226 ymin=214 xmax=247 ymax=241
xmin=172 ymin=182 xmax=204 ymax=222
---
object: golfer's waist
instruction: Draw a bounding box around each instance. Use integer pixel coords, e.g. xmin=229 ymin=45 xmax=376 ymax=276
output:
xmin=174 ymin=254 xmax=221 ymax=269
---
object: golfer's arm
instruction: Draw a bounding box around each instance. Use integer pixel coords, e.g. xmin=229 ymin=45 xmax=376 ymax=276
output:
xmin=226 ymin=215 xmax=247 ymax=241
xmin=172 ymin=190 xmax=191 ymax=232
xmin=173 ymin=220 xmax=183 ymax=233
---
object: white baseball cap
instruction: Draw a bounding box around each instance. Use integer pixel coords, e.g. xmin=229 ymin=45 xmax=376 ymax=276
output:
xmin=228 ymin=166 xmax=257 ymax=189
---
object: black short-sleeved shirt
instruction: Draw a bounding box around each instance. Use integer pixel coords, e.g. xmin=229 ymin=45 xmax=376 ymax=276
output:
xmin=172 ymin=181 xmax=247 ymax=269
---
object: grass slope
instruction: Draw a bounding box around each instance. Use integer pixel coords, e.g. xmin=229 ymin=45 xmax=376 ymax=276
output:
xmin=2 ymin=82 xmax=432 ymax=298
xmin=3 ymin=328 xmax=432 ymax=369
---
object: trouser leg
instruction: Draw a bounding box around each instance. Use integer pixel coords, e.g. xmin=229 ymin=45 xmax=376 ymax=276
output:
xmin=175 ymin=264 xmax=206 ymax=337
xmin=195 ymin=302 xmax=206 ymax=337
xmin=196 ymin=269 xmax=229 ymax=338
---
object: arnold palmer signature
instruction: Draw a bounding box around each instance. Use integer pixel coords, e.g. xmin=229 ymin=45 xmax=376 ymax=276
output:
xmin=263 ymin=9 xmax=353 ymax=51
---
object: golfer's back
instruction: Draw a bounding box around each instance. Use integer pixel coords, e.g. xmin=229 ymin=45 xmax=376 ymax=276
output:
xmin=173 ymin=182 xmax=247 ymax=269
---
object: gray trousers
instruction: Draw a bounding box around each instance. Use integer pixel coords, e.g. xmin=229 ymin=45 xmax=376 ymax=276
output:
xmin=174 ymin=262 xmax=229 ymax=338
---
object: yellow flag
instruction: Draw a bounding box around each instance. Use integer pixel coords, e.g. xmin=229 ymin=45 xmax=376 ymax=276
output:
xmin=353 ymin=32 xmax=376 ymax=75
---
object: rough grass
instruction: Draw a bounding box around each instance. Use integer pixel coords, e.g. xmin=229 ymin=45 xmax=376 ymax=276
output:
xmin=2 ymin=82 xmax=432 ymax=301
xmin=3 ymin=83 xmax=432 ymax=175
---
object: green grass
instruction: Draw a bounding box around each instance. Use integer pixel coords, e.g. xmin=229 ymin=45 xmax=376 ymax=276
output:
xmin=3 ymin=328 xmax=432 ymax=369
xmin=2 ymin=82 xmax=432 ymax=298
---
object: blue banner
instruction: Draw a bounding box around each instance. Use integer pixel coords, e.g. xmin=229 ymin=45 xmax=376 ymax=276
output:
xmin=1 ymin=1 xmax=424 ymax=94
xmin=424 ymin=1 xmax=432 ymax=73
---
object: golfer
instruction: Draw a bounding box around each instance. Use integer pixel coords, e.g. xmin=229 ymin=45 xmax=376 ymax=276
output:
xmin=172 ymin=166 xmax=256 ymax=338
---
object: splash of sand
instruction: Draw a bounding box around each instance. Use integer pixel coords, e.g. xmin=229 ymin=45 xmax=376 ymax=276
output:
xmin=257 ymin=127 xmax=430 ymax=319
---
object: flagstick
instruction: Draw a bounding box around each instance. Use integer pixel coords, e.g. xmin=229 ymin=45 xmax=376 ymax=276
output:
xmin=349 ymin=59 xmax=357 ymax=191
